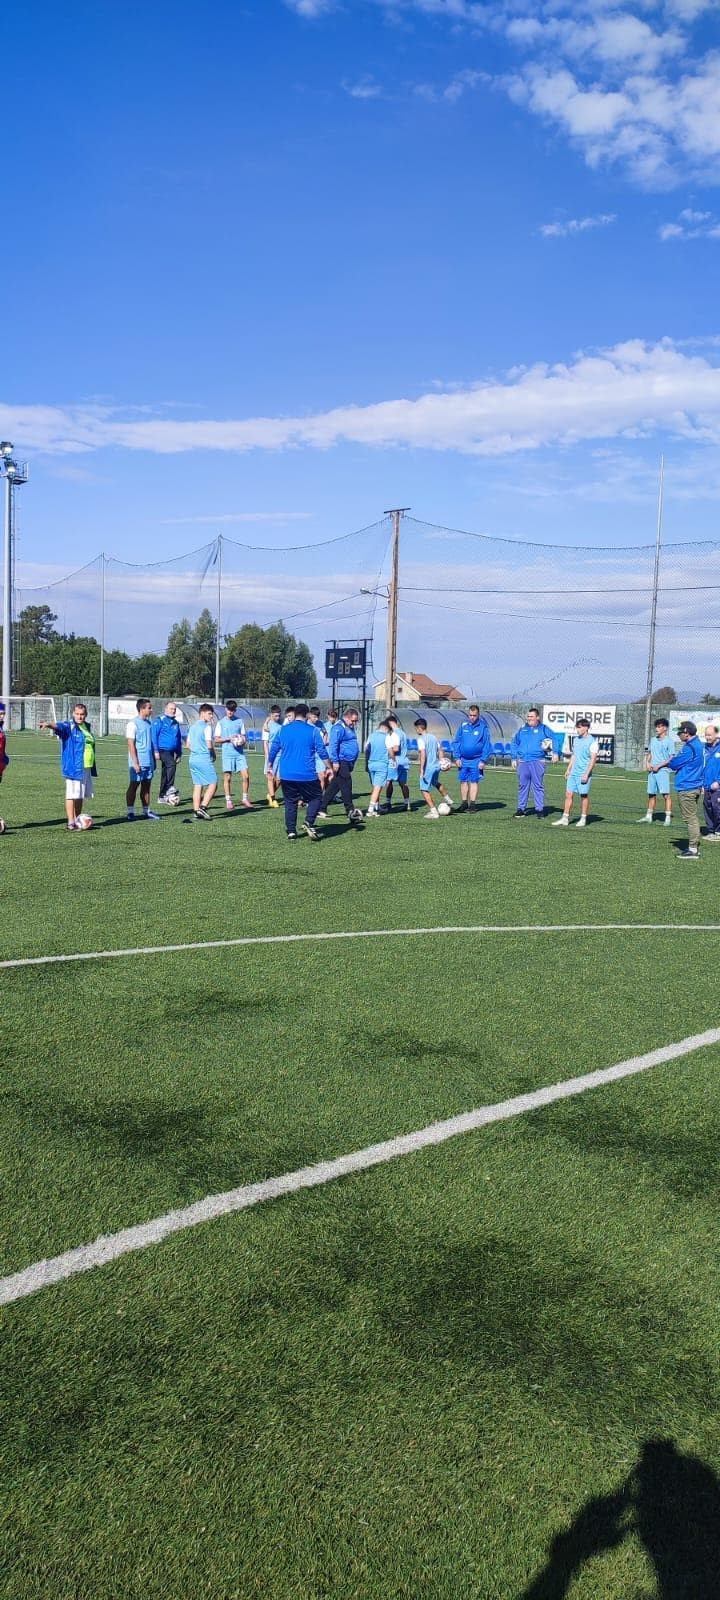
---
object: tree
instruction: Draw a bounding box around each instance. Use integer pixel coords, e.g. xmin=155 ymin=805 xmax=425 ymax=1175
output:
xmin=651 ymin=685 xmax=677 ymax=704
xmin=700 ymin=693 xmax=720 ymax=706
xmin=157 ymin=619 xmax=197 ymax=697
xmin=221 ymin=620 xmax=316 ymax=698
xmin=19 ymin=604 xmax=59 ymax=646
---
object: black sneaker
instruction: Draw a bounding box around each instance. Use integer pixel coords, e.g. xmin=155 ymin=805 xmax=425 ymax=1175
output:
xmin=193 ymin=808 xmax=210 ymax=821
xmin=457 ymin=801 xmax=468 ymax=813
xmin=303 ymin=823 xmax=320 ymax=840
xmin=513 ymin=810 xmax=527 ymax=819
xmin=677 ymin=847 xmax=699 ymax=859
xmin=534 ymin=810 xmax=545 ymax=819
xmin=287 ymin=831 xmax=297 ymax=840
xmin=468 ymin=802 xmax=477 ymax=813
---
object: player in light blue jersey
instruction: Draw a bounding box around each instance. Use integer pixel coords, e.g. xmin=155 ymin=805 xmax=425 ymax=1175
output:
xmin=187 ymin=704 xmax=218 ymax=820
xmin=414 ymin=718 xmax=453 ymax=819
xmin=262 ymin=705 xmax=283 ymax=807
xmin=384 ymin=713 xmax=411 ymax=811
xmin=365 ymin=719 xmax=393 ymax=817
xmin=552 ymin=718 xmax=599 ymax=828
xmin=214 ymin=700 xmax=252 ymax=811
xmin=639 ymin=717 xmax=674 ymax=825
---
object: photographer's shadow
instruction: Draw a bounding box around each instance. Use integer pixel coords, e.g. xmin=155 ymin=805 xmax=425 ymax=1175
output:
xmin=520 ymin=1437 xmax=720 ymax=1599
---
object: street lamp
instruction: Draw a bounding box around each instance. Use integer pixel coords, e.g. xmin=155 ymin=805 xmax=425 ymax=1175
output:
xmin=1 ymin=442 xmax=29 ymax=705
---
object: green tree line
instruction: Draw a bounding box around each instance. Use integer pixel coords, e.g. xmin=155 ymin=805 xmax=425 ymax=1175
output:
xmin=9 ymin=605 xmax=317 ymax=699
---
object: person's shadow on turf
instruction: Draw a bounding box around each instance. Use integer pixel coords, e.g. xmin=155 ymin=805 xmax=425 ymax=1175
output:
xmin=518 ymin=1438 xmax=720 ymax=1599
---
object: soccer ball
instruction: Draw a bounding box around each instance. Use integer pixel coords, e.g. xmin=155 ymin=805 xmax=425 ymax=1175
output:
xmin=349 ymin=807 xmax=364 ymax=823
xmin=437 ymin=801 xmax=452 ymax=815
xmin=439 ymin=757 xmax=452 ymax=771
xmin=0 ymin=817 xmax=6 ymax=834
xmin=166 ymin=789 xmax=181 ymax=807
xmin=78 ymin=814 xmax=93 ymax=829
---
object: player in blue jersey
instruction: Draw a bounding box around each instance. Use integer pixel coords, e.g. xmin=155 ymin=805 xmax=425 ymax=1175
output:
xmin=552 ymin=717 xmax=599 ymax=828
xmin=214 ymin=700 xmax=252 ymax=811
xmin=415 ymin=717 xmax=453 ymax=819
xmin=452 ymin=704 xmax=493 ymax=812
xmin=640 ymin=717 xmax=674 ymax=825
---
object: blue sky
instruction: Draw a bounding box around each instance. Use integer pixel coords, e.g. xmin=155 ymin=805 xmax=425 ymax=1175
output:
xmin=3 ymin=0 xmax=720 ymax=695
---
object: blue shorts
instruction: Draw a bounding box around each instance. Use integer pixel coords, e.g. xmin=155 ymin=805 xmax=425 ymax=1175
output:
xmin=129 ymin=764 xmax=154 ymax=784
xmin=315 ymin=756 xmax=327 ymax=778
xmin=459 ymin=760 xmax=482 ymax=784
xmin=395 ymin=763 xmax=409 ymax=785
xmin=221 ymin=748 xmax=247 ymax=774
xmin=369 ymin=763 xmax=389 ymax=787
xmin=420 ymin=766 xmax=442 ymax=794
xmin=189 ymin=756 xmax=216 ymax=787
xmin=567 ymin=773 xmax=592 ymax=797
xmin=648 ymin=771 xmax=670 ymax=796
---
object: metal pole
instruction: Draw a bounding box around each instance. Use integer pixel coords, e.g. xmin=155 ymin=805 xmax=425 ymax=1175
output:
xmin=384 ymin=508 xmax=408 ymax=710
xmin=643 ymin=456 xmax=665 ymax=753
xmin=215 ymin=534 xmax=222 ymax=704
xmin=2 ymin=473 xmax=12 ymax=705
xmin=99 ymin=552 xmax=106 ymax=733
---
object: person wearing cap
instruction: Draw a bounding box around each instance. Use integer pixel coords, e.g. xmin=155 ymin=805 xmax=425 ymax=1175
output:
xmin=650 ymin=720 xmax=704 ymax=859
xmin=702 ymin=723 xmax=720 ymax=842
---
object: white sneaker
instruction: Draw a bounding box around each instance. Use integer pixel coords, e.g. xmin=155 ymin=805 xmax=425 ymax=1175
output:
xmin=424 ymin=807 xmax=440 ymax=819
xmin=638 ymin=814 xmax=653 ymax=823
xmin=143 ymin=808 xmax=160 ymax=820
xmin=552 ymin=816 xmax=569 ymax=827
xmin=575 ymin=817 xmax=587 ymax=828
xmin=366 ymin=807 xmax=379 ymax=818
xmin=664 ymin=815 xmax=673 ymax=826
xmin=316 ymin=811 xmax=328 ymax=821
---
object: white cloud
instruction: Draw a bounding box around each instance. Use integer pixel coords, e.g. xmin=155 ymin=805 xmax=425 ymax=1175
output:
xmin=659 ymin=206 xmax=720 ymax=236
xmin=540 ymin=212 xmax=617 ymax=235
xmin=289 ymin=0 xmax=720 ymax=187
xmin=342 ymin=76 xmax=384 ymax=98
xmin=284 ymin=0 xmax=336 ymax=16
xmin=7 ymin=338 xmax=720 ymax=458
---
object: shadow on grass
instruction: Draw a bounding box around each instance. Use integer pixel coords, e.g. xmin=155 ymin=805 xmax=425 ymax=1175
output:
xmin=519 ymin=1437 xmax=720 ymax=1600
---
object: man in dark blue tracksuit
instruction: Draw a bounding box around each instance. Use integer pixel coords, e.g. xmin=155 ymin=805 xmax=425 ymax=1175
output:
xmin=268 ymin=704 xmax=331 ymax=840
xmin=651 ymin=719 xmax=704 ymax=858
xmin=151 ymin=701 xmax=184 ymax=802
xmin=322 ymin=710 xmax=363 ymax=824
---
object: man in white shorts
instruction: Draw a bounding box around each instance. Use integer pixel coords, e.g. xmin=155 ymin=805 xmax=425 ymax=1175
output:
xmin=40 ymin=702 xmax=97 ymax=830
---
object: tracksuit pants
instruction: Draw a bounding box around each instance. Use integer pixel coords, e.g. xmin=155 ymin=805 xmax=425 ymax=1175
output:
xmin=282 ymin=778 xmax=323 ymax=835
xmin=158 ymin=751 xmax=178 ymax=797
xmin=517 ymin=758 xmax=546 ymax=813
xmin=324 ymin=761 xmax=355 ymax=814
xmin=703 ymin=786 xmax=720 ymax=835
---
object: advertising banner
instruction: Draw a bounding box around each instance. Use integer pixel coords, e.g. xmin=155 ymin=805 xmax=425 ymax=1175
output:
xmin=542 ymin=705 xmax=616 ymax=736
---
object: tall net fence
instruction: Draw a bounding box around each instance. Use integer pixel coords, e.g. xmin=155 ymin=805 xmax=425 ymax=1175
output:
xmin=402 ymin=518 xmax=720 ymax=705
xmin=13 ymin=511 xmax=720 ymax=707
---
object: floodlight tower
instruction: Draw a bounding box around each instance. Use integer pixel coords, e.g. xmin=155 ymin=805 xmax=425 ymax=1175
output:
xmin=1 ymin=442 xmax=29 ymax=705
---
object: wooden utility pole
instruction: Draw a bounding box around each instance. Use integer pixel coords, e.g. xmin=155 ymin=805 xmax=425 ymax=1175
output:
xmin=384 ymin=508 xmax=409 ymax=709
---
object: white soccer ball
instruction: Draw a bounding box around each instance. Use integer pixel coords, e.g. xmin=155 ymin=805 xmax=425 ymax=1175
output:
xmin=166 ymin=790 xmax=180 ymax=806
xmin=437 ymin=800 xmax=452 ymax=815
xmin=439 ymin=757 xmax=452 ymax=771
xmin=78 ymin=813 xmax=93 ymax=829
xmin=0 ymin=817 xmax=6 ymax=834
xmin=232 ymin=734 xmax=245 ymax=748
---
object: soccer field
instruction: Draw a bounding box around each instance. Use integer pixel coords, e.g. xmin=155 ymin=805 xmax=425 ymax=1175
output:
xmin=1 ymin=733 xmax=719 ymax=1600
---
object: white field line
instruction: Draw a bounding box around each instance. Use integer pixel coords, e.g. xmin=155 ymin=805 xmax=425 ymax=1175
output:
xmin=2 ymin=1026 xmax=719 ymax=1309
xmin=2 ymin=923 xmax=720 ymax=972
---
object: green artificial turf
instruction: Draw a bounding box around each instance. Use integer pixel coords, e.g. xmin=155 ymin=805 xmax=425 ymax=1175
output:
xmin=1 ymin=734 xmax=719 ymax=1599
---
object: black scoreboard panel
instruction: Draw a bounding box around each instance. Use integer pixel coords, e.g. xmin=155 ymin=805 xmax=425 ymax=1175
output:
xmin=325 ymin=645 xmax=367 ymax=680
